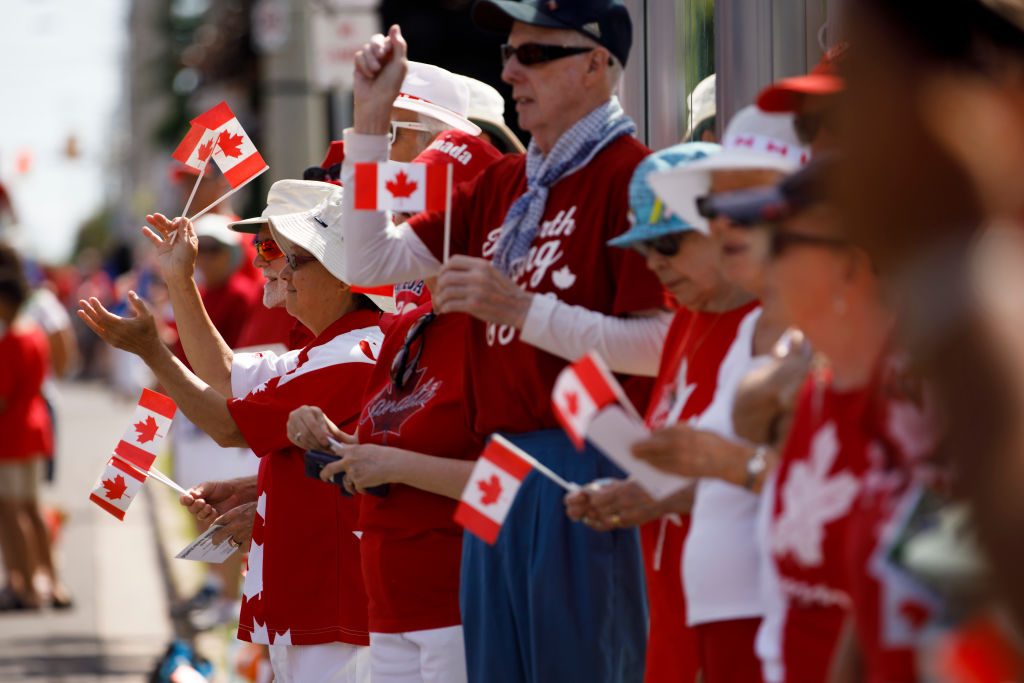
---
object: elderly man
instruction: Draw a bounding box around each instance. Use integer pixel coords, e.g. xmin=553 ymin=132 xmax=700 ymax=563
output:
xmin=334 ymin=1 xmax=670 ymax=681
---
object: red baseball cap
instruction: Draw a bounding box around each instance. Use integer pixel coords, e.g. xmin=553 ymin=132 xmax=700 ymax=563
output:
xmin=412 ymin=130 xmax=503 ymax=187
xmin=757 ymin=43 xmax=848 ymax=113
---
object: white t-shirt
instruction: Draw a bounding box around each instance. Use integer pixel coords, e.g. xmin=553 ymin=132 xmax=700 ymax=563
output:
xmin=683 ymin=307 xmax=771 ymax=626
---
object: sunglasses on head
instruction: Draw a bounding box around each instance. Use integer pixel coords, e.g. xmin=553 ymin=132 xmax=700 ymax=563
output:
xmin=769 ymin=229 xmax=849 ymax=258
xmin=500 ymin=43 xmax=597 ymax=67
xmin=303 ymin=163 xmax=342 ymax=183
xmin=252 ymin=236 xmax=284 ymax=261
xmin=390 ymin=312 xmax=436 ymax=390
xmin=284 ymin=251 xmax=319 ymax=271
xmin=634 ymin=233 xmax=686 ymax=258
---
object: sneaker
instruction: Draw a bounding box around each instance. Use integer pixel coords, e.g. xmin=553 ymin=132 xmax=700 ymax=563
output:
xmin=171 ymin=583 xmax=219 ymax=618
xmin=188 ymin=597 xmax=241 ymax=632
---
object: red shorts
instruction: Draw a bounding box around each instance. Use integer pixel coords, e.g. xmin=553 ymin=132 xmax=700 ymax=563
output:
xmin=640 ymin=517 xmax=699 ymax=683
xmin=695 ymin=617 xmax=764 ymax=683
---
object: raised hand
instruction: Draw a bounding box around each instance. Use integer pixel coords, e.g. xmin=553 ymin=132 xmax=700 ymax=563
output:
xmin=353 ymin=24 xmax=409 ymax=135
xmin=77 ymin=291 xmax=162 ymax=360
xmin=143 ymin=214 xmax=198 ymax=284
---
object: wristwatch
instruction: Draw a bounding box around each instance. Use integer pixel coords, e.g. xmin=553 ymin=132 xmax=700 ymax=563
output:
xmin=744 ymin=446 xmax=769 ymax=490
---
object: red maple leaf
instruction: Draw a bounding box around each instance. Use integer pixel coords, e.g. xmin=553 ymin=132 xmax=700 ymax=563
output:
xmin=385 ymin=170 xmax=417 ymax=199
xmin=478 ymin=475 xmax=502 ymax=506
xmin=216 ymin=130 xmax=245 ymax=158
xmin=564 ymin=391 xmax=579 ymax=417
xmin=134 ymin=415 xmax=159 ymax=443
xmin=197 ymin=137 xmax=216 ymax=162
xmin=102 ymin=475 xmax=128 ymax=500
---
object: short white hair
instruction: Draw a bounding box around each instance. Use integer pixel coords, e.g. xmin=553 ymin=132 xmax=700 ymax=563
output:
xmin=563 ymin=30 xmax=622 ymax=92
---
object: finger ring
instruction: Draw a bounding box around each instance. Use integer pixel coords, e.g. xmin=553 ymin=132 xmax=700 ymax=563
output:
xmin=228 ymin=537 xmax=242 ymax=548
xmin=609 ymin=514 xmax=622 ymax=526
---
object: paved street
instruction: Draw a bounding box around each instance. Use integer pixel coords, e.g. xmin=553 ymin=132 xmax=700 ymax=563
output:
xmin=0 ymin=381 xmax=174 ymax=682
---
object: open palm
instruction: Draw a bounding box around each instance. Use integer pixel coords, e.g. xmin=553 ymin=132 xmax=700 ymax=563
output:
xmin=144 ymin=213 xmax=198 ymax=283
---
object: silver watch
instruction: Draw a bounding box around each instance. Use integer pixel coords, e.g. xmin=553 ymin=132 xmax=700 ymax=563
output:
xmin=744 ymin=446 xmax=769 ymax=490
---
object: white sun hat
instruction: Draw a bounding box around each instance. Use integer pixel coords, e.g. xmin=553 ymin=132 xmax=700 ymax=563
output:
xmin=648 ymin=105 xmax=810 ymax=233
xmin=457 ymin=74 xmax=525 ymax=154
xmin=394 ymin=62 xmax=481 ymax=136
xmin=192 ymin=213 xmax=241 ymax=246
xmin=267 ymin=184 xmax=396 ymax=313
xmin=228 ymin=179 xmax=337 ymax=235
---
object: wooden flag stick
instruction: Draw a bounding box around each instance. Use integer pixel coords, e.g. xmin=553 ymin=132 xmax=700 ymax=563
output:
xmin=493 ymin=434 xmax=579 ymax=492
xmin=114 ymin=455 xmax=189 ymax=496
xmin=443 ymin=163 xmax=453 ymax=264
xmin=189 ymin=166 xmax=269 ymax=221
xmin=181 ymin=156 xmax=210 ymax=219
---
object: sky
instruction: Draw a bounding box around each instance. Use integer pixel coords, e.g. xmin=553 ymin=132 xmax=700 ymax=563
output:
xmin=0 ymin=0 xmax=129 ymax=263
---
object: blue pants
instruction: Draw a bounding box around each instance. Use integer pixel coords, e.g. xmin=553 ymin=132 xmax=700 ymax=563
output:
xmin=460 ymin=430 xmax=648 ymax=683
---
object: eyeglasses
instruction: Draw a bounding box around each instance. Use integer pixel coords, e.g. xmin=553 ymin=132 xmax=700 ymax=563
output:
xmin=500 ymin=43 xmax=595 ymax=67
xmin=390 ymin=312 xmax=436 ymax=390
xmin=284 ymin=252 xmax=319 ymax=271
xmin=303 ymin=163 xmax=342 ymax=183
xmin=769 ymin=230 xmax=849 ymax=258
xmin=252 ymin=236 xmax=284 ymax=262
xmin=388 ymin=120 xmax=432 ymax=143
xmin=634 ymin=233 xmax=685 ymax=258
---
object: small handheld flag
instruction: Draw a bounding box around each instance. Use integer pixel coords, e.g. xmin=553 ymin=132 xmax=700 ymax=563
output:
xmin=551 ymin=352 xmax=624 ymax=450
xmin=353 ymin=161 xmax=449 ymax=214
xmin=89 ymin=389 xmax=182 ymax=520
xmin=455 ymin=435 xmax=575 ymax=544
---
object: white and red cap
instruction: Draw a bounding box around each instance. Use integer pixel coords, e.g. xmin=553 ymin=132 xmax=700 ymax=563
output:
xmin=647 ymin=106 xmax=810 ymax=233
xmin=394 ymin=62 xmax=481 ymax=136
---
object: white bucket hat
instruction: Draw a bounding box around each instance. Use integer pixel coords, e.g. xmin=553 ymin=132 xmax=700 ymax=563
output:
xmin=192 ymin=213 xmax=241 ymax=246
xmin=267 ymin=184 xmax=396 ymax=313
xmin=228 ymin=179 xmax=337 ymax=235
xmin=648 ymin=106 xmax=810 ymax=233
xmin=394 ymin=62 xmax=481 ymax=136
xmin=457 ymin=74 xmax=525 ymax=154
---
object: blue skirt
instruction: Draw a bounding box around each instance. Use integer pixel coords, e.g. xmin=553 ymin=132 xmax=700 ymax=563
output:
xmin=460 ymin=429 xmax=648 ymax=683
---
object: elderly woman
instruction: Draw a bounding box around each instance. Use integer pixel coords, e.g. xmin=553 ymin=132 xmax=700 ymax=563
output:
xmin=564 ymin=142 xmax=759 ymax=683
xmin=77 ymin=183 xmax=382 ymax=683
xmin=627 ymin=106 xmax=809 ymax=682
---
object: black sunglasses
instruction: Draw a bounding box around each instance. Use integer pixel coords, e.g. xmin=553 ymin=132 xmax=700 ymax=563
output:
xmin=634 ymin=233 xmax=686 ymax=258
xmin=770 ymin=230 xmax=849 ymax=258
xmin=500 ymin=43 xmax=595 ymax=67
xmin=390 ymin=312 xmax=436 ymax=390
xmin=303 ymin=163 xmax=342 ymax=183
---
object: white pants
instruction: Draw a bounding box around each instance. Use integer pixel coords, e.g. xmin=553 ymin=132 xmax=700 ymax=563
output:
xmin=369 ymin=626 xmax=467 ymax=683
xmin=268 ymin=641 xmax=370 ymax=683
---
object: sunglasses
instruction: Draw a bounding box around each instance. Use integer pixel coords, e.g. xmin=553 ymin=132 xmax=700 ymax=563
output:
xmin=388 ymin=120 xmax=432 ymax=143
xmin=284 ymin=252 xmax=319 ymax=271
xmin=303 ymin=162 xmax=342 ymax=183
xmin=252 ymin=236 xmax=284 ymax=262
xmin=769 ymin=230 xmax=849 ymax=258
xmin=390 ymin=312 xmax=436 ymax=390
xmin=500 ymin=43 xmax=595 ymax=67
xmin=634 ymin=233 xmax=685 ymax=258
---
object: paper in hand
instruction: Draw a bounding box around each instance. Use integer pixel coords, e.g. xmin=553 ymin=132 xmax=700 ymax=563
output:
xmin=587 ymin=405 xmax=692 ymax=500
xmin=175 ymin=524 xmax=239 ymax=564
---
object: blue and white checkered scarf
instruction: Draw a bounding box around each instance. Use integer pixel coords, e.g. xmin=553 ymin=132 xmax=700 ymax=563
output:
xmin=491 ymin=97 xmax=637 ymax=276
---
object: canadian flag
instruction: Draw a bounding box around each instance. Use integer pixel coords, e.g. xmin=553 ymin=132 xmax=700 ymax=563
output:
xmin=172 ymin=101 xmax=268 ymax=188
xmin=454 ymin=435 xmax=534 ymax=544
xmin=552 ymin=352 xmax=620 ymax=450
xmin=115 ymin=389 xmax=176 ymax=468
xmin=89 ymin=454 xmax=147 ymax=521
xmin=353 ymin=162 xmax=448 ymax=213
